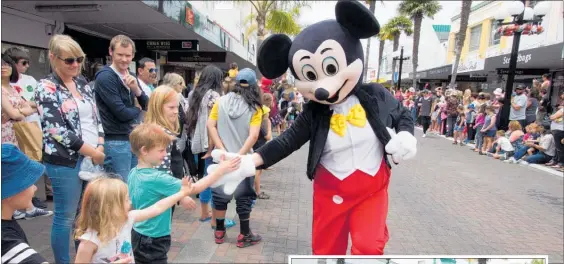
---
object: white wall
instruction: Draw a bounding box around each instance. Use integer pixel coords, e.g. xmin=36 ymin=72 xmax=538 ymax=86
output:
xmin=1 ymin=11 xmax=54 ymax=49
xmin=417 ymin=19 xmax=449 ymax=71
xmin=189 ymin=1 xmax=256 ymax=64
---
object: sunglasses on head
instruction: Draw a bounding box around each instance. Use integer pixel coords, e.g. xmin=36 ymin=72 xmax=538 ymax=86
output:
xmin=57 ymin=56 xmax=84 ymax=65
xmin=149 ymin=68 xmax=158 ymax=73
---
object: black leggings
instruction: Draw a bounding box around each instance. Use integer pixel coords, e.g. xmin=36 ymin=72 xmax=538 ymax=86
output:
xmin=420 ymin=116 xmax=431 ymax=134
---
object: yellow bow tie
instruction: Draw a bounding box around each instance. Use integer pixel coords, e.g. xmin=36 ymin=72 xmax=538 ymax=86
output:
xmin=330 ymin=104 xmax=367 ymax=137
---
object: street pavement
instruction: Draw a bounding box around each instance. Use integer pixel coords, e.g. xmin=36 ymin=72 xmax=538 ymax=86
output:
xmin=19 ymin=129 xmax=563 ymax=263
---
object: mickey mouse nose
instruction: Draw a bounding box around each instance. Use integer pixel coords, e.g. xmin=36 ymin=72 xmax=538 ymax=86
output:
xmin=315 ymin=88 xmax=329 ymax=100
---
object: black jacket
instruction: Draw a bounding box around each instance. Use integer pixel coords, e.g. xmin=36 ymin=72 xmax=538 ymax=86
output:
xmin=94 ymin=66 xmax=149 ymax=140
xmin=256 ymin=83 xmax=414 ymax=180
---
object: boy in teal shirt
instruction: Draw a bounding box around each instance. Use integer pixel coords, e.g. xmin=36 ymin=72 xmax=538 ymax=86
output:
xmin=128 ymin=123 xmax=241 ymax=263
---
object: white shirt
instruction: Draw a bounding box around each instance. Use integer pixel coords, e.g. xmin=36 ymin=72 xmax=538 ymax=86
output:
xmin=539 ymin=134 xmax=556 ymax=157
xmin=11 ymin=74 xmax=41 ymax=128
xmin=79 ymin=212 xmax=135 ymax=263
xmin=320 ymin=95 xmax=384 ymax=180
xmin=138 ymin=78 xmax=153 ymax=97
xmin=496 ymin=137 xmax=514 ymax=152
xmin=76 ymin=99 xmax=98 ymax=147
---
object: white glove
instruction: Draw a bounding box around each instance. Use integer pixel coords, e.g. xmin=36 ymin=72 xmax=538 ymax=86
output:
xmin=207 ymin=149 xmax=256 ymax=195
xmin=384 ymin=127 xmax=417 ymax=163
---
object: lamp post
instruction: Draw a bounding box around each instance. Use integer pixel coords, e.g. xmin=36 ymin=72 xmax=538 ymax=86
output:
xmin=392 ymin=46 xmax=411 ymax=89
xmin=494 ymin=0 xmax=550 ymax=130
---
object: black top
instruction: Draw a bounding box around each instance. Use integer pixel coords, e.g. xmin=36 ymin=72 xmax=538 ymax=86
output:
xmin=2 ymin=220 xmax=47 ymax=264
xmin=256 ymin=83 xmax=414 ymax=180
xmin=94 ymin=66 xmax=149 ymax=140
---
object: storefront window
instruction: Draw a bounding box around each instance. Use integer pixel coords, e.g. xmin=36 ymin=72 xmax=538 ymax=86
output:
xmin=1 ymin=42 xmax=51 ymax=81
xmin=469 ymin=25 xmax=482 ymax=51
xmin=490 ymin=20 xmax=501 ymax=46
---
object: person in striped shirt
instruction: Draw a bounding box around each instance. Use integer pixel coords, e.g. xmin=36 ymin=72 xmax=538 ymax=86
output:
xmin=1 ymin=144 xmax=47 ymax=264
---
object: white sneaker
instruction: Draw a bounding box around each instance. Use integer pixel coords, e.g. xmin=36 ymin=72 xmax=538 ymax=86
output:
xmin=422 ymin=134 xmax=426 ymax=138
xmin=519 ymin=160 xmax=529 ymax=165
xmin=13 ymin=211 xmax=25 ymax=220
xmin=504 ymin=157 xmax=516 ymax=163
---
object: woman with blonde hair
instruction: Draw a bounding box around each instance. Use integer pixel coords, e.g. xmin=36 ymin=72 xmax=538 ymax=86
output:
xmin=462 ymin=89 xmax=472 ymax=106
xmin=35 ymin=34 xmax=106 ymax=263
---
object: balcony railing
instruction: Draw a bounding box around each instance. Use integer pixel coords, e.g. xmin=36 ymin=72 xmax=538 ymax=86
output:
xmin=142 ymin=0 xmax=255 ymax=65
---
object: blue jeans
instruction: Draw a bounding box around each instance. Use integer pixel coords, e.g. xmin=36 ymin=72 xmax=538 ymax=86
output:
xmin=475 ymin=125 xmax=484 ymax=149
xmin=411 ymin=107 xmax=417 ymax=124
xmin=46 ymin=157 xmax=85 ymax=264
xmin=104 ymin=140 xmax=137 ymax=182
xmin=513 ymin=146 xmax=529 ymax=160
xmin=199 ymin=156 xmax=213 ymax=205
xmin=525 ymin=152 xmax=552 ymax=164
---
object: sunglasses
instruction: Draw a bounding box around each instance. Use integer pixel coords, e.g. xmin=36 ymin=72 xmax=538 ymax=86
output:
xmin=20 ymin=60 xmax=29 ymax=66
xmin=57 ymin=56 xmax=84 ymax=65
xmin=149 ymin=68 xmax=158 ymax=73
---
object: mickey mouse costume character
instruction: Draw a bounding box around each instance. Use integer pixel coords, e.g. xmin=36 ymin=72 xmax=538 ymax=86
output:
xmin=207 ymin=0 xmax=417 ymax=255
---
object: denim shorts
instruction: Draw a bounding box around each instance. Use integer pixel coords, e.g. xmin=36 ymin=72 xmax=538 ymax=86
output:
xmin=485 ymin=130 xmax=496 ymax=137
xmin=454 ymin=125 xmax=465 ymax=132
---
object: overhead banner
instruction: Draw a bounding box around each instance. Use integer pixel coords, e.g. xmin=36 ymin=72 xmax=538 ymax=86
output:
xmin=167 ymin=51 xmax=226 ymax=63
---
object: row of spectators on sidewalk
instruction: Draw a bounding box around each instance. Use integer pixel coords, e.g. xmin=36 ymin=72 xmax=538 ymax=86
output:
xmin=391 ymin=82 xmax=564 ymax=172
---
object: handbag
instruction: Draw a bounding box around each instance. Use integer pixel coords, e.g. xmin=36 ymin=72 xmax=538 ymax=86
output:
xmin=13 ymin=121 xmax=43 ymax=161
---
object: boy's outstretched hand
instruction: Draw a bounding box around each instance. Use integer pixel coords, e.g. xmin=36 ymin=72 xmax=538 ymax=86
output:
xmin=180 ymin=177 xmax=194 ymax=196
xmin=217 ymin=155 xmax=241 ymax=174
xmin=180 ymin=196 xmax=197 ymax=210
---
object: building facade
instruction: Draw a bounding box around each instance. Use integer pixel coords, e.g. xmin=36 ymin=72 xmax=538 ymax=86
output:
xmin=445 ymin=0 xmax=563 ymax=92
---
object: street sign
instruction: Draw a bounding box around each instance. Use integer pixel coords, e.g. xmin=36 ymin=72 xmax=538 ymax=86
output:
xmin=142 ymin=40 xmax=199 ymax=51
xmin=496 ymin=68 xmax=550 ymax=75
xmin=167 ymin=51 xmax=226 ymax=63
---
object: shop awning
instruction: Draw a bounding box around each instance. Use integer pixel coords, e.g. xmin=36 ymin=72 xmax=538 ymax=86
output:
xmin=1 ymin=1 xmax=256 ymax=71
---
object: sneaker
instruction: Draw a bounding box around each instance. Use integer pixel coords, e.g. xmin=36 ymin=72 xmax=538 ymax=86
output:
xmin=13 ymin=211 xmax=25 ymax=220
xmin=32 ymin=197 xmax=47 ymax=209
xmin=504 ymin=157 xmax=516 ymax=163
xmin=519 ymin=160 xmax=529 ymax=165
xmin=422 ymin=134 xmax=426 ymax=138
xmin=214 ymin=230 xmax=226 ymax=244
xmin=25 ymin=208 xmax=53 ymax=220
xmin=236 ymin=232 xmax=262 ymax=248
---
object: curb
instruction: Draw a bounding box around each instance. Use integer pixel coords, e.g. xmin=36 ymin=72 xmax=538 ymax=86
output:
xmin=415 ymin=127 xmax=564 ymax=178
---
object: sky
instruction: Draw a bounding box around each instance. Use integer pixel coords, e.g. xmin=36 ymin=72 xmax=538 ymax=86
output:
xmin=298 ymin=1 xmax=465 ymax=27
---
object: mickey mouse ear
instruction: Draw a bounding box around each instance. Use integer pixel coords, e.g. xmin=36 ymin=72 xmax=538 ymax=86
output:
xmin=335 ymin=0 xmax=380 ymax=39
xmin=257 ymin=34 xmax=292 ymax=79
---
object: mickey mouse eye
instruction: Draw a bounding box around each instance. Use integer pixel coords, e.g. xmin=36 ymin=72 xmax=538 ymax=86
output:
xmin=301 ymin=64 xmax=317 ymax=81
xmin=322 ymin=57 xmax=339 ymax=76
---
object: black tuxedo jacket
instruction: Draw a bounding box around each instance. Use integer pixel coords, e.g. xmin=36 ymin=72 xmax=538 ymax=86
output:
xmin=256 ymin=83 xmax=414 ymax=180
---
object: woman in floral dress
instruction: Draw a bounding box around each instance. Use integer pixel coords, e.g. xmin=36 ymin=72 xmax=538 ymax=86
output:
xmin=1 ymin=55 xmax=35 ymax=146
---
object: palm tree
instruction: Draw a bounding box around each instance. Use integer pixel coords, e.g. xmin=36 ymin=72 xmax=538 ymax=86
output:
xmin=242 ymin=1 xmax=309 ymax=50
xmin=376 ymin=28 xmax=393 ymax=81
xmin=363 ymin=0 xmax=377 ymax=80
xmin=399 ymin=0 xmax=442 ymax=89
xmin=449 ymin=0 xmax=472 ymax=89
xmin=382 ymin=15 xmax=413 ymax=86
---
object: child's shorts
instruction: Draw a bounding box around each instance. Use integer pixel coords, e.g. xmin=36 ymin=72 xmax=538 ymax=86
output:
xmin=485 ymin=129 xmax=496 ymax=137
